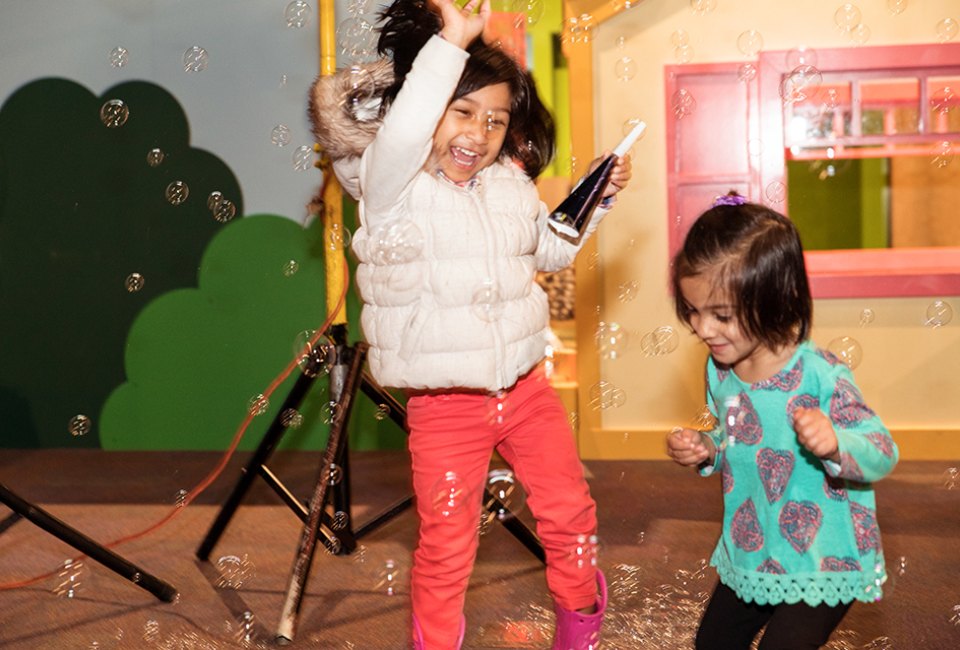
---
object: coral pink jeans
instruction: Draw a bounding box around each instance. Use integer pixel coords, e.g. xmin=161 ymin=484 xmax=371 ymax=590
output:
xmin=406 ymin=367 xmax=598 ymax=649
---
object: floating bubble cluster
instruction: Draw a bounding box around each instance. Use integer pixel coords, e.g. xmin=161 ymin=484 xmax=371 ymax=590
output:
xmin=638 ymin=326 xmax=679 ymax=358
xmin=563 ymin=13 xmax=598 ymax=46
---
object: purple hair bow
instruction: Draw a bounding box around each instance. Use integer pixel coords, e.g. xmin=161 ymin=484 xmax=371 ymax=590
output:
xmin=713 ymin=193 xmax=747 ymax=207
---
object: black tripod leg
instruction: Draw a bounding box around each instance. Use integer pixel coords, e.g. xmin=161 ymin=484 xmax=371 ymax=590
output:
xmin=326 ymin=339 xmax=357 ymax=553
xmin=275 ymin=342 xmax=367 ymax=644
xmin=0 ymin=483 xmax=178 ymax=602
xmin=196 ymin=366 xmax=321 ymax=562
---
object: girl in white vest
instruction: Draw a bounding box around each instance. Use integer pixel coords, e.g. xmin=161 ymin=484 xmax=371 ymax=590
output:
xmin=310 ymin=1 xmax=631 ymax=647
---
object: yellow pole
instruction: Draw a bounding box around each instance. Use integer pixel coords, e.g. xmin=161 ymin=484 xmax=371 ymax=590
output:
xmin=319 ymin=0 xmax=347 ymax=326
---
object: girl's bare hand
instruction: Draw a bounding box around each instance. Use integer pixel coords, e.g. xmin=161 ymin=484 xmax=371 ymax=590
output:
xmin=667 ymin=427 xmax=711 ymax=467
xmin=434 ymin=0 xmax=491 ymax=50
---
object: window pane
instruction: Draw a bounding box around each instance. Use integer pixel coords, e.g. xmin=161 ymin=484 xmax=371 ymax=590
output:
xmin=928 ymin=76 xmax=960 ymax=133
xmin=860 ymin=77 xmax=919 ymax=135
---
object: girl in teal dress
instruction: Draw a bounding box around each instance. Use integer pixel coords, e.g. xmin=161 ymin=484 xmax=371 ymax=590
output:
xmin=666 ymin=193 xmax=898 ymax=649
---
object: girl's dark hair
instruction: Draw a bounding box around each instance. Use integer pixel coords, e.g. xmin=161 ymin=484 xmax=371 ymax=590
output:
xmin=375 ymin=0 xmax=555 ymax=178
xmin=670 ymin=194 xmax=813 ymax=351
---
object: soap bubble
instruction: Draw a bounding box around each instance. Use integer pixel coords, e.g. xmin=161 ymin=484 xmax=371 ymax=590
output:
xmin=738 ymin=63 xmax=758 ymax=82
xmin=431 ymin=471 xmax=471 ymax=518
xmin=595 ymin=321 xmax=628 ymax=359
xmin=514 ymin=0 xmax=545 ymax=27
xmin=834 ymin=4 xmax=862 ymax=31
xmin=322 ymin=463 xmax=343 ymax=486
xmin=615 ymin=56 xmax=637 ymax=81
xmin=109 ymin=46 xmax=129 ymax=68
xmin=370 ymin=220 xmax=424 ymax=264
xmin=674 ymin=44 xmax=694 ymax=63
xmin=248 ymin=394 xmax=269 ymax=416
xmin=271 ymin=124 xmax=291 ymax=147
xmin=640 ymin=326 xmax=679 ymax=357
xmin=182 ymin=46 xmax=209 ymax=72
xmin=924 ymin=300 xmax=953 ymax=327
xmin=280 ymin=408 xmax=304 ymax=429
xmin=284 ymin=0 xmax=312 ymax=28
xmin=736 ymin=30 xmax=764 ymax=56
xmin=472 ymin=280 xmax=504 ymax=321
xmin=374 ymin=559 xmax=401 ymax=595
xmin=339 ymin=65 xmax=379 ymax=121
xmin=936 ymin=17 xmax=959 ymax=42
xmin=671 ymin=88 xmax=697 ymax=119
xmin=670 ymin=30 xmax=689 ymax=47
xmin=69 ymin=414 xmax=91 ymax=437
xmin=765 ymin=180 xmax=787 ymax=203
xmin=786 ymin=47 xmax=818 ymax=68
xmin=589 ymin=381 xmax=626 ymax=410
xmin=146 ymin=148 xmax=164 ymax=167
xmin=483 ymin=469 xmax=527 ymax=522
xmin=848 ymin=23 xmax=871 ymax=45
xmin=887 ymin=0 xmax=907 ymax=16
xmin=690 ymin=0 xmax=716 ymax=16
xmin=827 ymin=335 xmax=863 ymax=370
xmin=931 ymin=141 xmax=954 ymax=168
xmin=165 ymin=180 xmax=189 ymax=206
xmin=125 ymin=273 xmax=144 ymax=293
xmin=216 ymin=554 xmax=254 ymax=589
xmin=930 ymin=86 xmax=956 ymax=116
xmin=99 ymin=99 xmax=129 ymax=128
xmin=568 ymin=533 xmax=602 ymax=570
xmin=53 ymin=559 xmax=85 ymax=598
xmin=292 ymin=145 xmax=314 ymax=171
xmin=780 ymin=65 xmax=823 ymax=104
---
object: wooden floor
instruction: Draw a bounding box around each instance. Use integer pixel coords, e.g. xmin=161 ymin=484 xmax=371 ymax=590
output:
xmin=0 ymin=449 xmax=957 ymax=649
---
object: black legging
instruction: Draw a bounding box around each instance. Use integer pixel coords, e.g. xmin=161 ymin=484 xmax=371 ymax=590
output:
xmin=695 ymin=582 xmax=852 ymax=650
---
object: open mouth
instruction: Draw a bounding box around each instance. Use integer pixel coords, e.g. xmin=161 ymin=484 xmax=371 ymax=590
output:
xmin=449 ymin=145 xmax=481 ymax=170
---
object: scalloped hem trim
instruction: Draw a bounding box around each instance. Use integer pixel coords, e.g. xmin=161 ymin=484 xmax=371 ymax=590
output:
xmin=712 ymin=547 xmax=885 ymax=607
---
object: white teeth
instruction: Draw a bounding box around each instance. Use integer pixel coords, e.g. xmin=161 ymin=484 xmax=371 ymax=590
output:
xmin=452 ymin=146 xmax=479 ymax=158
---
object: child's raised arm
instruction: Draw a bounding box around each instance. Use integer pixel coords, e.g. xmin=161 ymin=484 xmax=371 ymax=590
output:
xmin=434 ymin=0 xmax=491 ymax=50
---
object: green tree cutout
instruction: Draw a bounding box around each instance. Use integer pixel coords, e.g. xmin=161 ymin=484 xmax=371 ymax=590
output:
xmin=0 ymin=78 xmax=238 ymax=447
xmin=100 ymin=214 xmax=336 ymax=450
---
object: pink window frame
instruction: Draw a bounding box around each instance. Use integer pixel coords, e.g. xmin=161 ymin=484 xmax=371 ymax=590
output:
xmin=666 ymin=43 xmax=960 ymax=298
xmin=757 ymin=42 xmax=960 ymax=298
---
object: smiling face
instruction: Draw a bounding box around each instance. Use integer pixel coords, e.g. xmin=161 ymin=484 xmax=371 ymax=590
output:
xmin=678 ymin=272 xmax=764 ymax=374
xmin=426 ymin=82 xmax=511 ymax=183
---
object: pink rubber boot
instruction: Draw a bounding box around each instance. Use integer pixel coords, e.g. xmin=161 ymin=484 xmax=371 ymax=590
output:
xmin=412 ymin=614 xmax=465 ymax=650
xmin=551 ymin=571 xmax=608 ymax=650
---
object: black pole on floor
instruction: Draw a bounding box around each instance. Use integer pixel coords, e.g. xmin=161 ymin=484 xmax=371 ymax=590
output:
xmin=0 ymin=482 xmax=178 ymax=602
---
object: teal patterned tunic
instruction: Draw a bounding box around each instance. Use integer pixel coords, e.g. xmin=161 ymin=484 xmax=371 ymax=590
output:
xmin=699 ymin=340 xmax=899 ymax=607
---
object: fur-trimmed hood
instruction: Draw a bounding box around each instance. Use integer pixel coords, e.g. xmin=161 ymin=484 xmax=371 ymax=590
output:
xmin=308 ymin=59 xmax=394 ymax=161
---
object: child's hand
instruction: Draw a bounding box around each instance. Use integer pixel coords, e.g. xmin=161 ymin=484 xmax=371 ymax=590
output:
xmin=603 ymin=152 xmax=632 ymax=199
xmin=793 ymin=407 xmax=840 ymax=461
xmin=583 ymin=151 xmax=633 ymax=201
xmin=434 ymin=0 xmax=491 ymax=50
xmin=667 ymin=427 xmax=712 ymax=467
